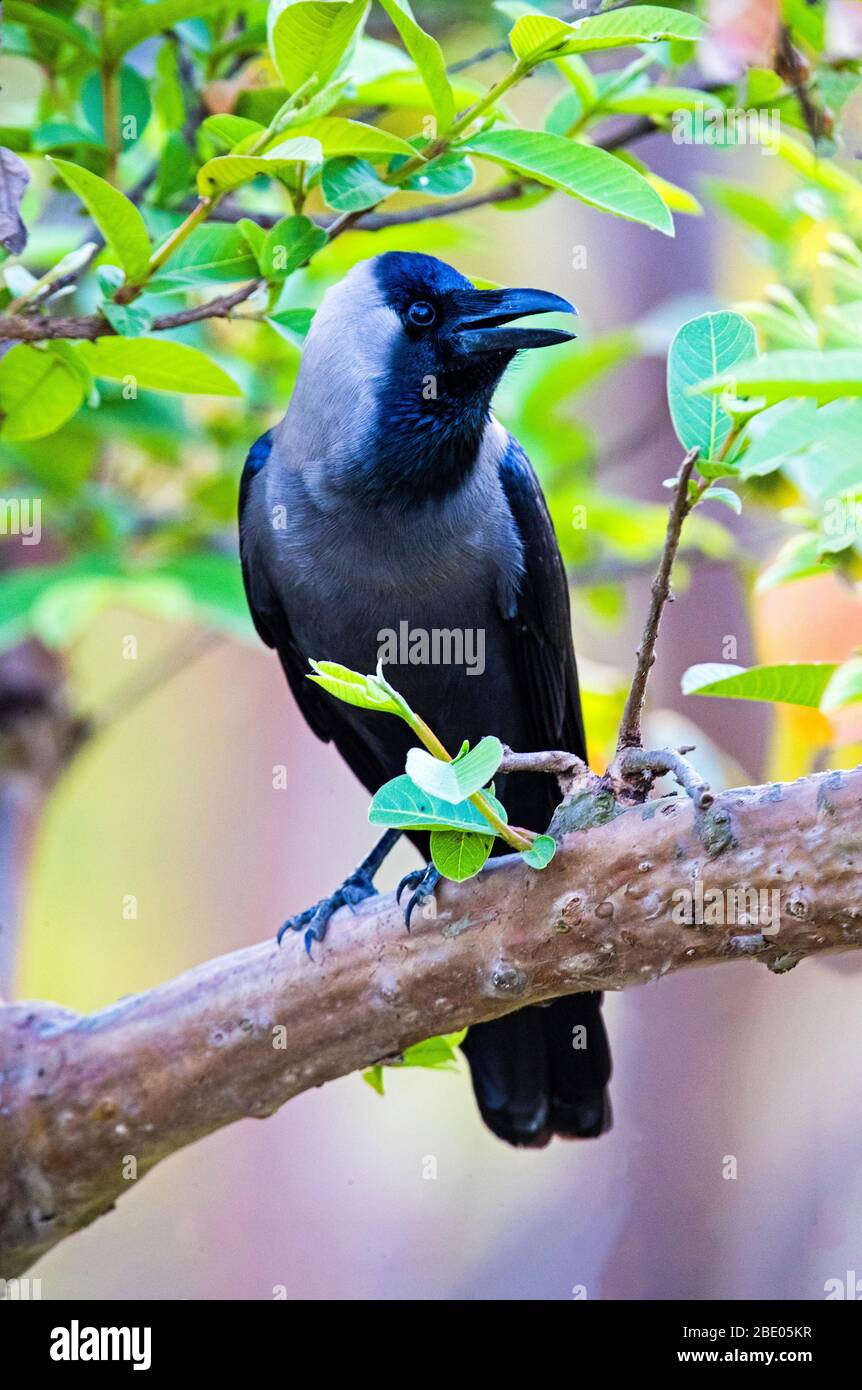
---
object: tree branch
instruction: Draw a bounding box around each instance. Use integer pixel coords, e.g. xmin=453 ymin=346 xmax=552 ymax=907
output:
xmin=2 ymin=764 xmax=861 ymax=1277
xmin=0 ymin=282 xmax=263 ymax=342
xmin=616 ymin=446 xmax=700 ymax=755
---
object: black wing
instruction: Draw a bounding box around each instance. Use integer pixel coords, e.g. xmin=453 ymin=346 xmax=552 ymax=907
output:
xmin=238 ymin=429 xmax=392 ymax=791
xmin=497 ymin=433 xmax=586 ymax=761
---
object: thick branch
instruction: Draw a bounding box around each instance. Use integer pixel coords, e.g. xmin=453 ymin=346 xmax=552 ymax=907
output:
xmin=2 ymin=766 xmax=861 ymax=1276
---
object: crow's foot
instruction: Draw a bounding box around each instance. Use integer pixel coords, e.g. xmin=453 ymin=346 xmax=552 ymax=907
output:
xmin=278 ymin=829 xmax=401 ymax=956
xmin=396 ymin=864 xmax=441 ymax=930
xmin=277 ymin=867 xmax=377 ymax=956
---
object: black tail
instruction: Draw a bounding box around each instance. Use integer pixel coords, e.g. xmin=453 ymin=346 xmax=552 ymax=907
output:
xmin=461 ymin=993 xmax=612 ymax=1147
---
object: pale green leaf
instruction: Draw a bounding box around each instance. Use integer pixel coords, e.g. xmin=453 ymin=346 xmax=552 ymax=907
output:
xmin=108 ymin=0 xmax=230 ymax=58
xmin=0 ymin=345 xmax=83 ymax=441
xmin=377 ymin=0 xmax=455 ymax=127
xmin=48 ymin=157 xmax=151 ymax=282
xmin=700 ymin=486 xmax=742 ymax=515
xmin=697 ymin=350 xmax=862 ymax=407
xmin=667 ymin=312 xmax=757 ymax=457
xmin=509 ymin=6 xmax=706 ymax=67
xmin=681 ymin=662 xmax=838 ymax=708
xmin=307 ymin=659 xmax=403 ymax=714
xmin=75 ymin=338 xmax=241 ymax=396
xmin=266 ymin=115 xmax=414 ymax=157
xmin=603 ymin=86 xmax=720 ymax=116
xmin=460 ymin=129 xmax=673 ymax=234
xmin=268 ymin=0 xmax=369 ymax=93
xmin=196 ymin=138 xmax=323 ymax=196
xmin=406 ymin=736 xmax=503 ymax=802
xmin=821 ymin=658 xmax=862 ymax=712
xmin=202 ymin=115 xmax=265 ymax=150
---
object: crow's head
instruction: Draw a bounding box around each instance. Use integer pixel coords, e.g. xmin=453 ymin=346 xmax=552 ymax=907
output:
xmin=287 ymin=251 xmax=576 ymax=500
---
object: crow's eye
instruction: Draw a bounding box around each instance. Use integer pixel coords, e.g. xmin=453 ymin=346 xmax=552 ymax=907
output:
xmin=406 ymin=300 xmax=437 ymax=328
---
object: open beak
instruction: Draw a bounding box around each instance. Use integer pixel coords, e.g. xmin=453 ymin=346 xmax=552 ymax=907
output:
xmin=452 ymin=286 xmax=577 ymax=355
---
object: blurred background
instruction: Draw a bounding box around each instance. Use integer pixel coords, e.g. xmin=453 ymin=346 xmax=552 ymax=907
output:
xmin=3 ymin=0 xmax=862 ymax=1299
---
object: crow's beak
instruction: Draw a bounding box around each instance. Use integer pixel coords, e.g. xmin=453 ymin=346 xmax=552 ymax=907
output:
xmin=452 ymin=286 xmax=577 ymax=354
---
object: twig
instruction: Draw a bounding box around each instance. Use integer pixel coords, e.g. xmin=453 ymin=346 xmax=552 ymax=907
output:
xmin=0 ymin=282 xmax=263 ymax=342
xmin=615 ymin=746 xmax=714 ymax=811
xmin=774 ymin=24 xmax=831 ymax=147
xmin=616 ymin=446 xmax=700 ymax=755
xmin=499 ymin=745 xmax=590 ymax=796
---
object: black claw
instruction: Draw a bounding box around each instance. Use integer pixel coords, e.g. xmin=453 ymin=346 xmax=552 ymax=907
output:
xmin=400 ymin=865 xmax=440 ymax=930
xmin=396 ymin=868 xmax=424 ymax=905
xmin=277 ymin=870 xmax=378 ymax=952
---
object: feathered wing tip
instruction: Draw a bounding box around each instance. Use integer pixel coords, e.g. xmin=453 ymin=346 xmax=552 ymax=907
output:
xmin=461 ymin=994 xmax=612 ymax=1148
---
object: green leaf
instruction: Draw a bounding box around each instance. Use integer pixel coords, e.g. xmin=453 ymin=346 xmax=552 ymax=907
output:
xmin=396 ymin=151 xmax=474 ymax=198
xmin=696 ymin=350 xmax=862 ymax=407
xmin=268 ymin=0 xmax=369 ymax=93
xmin=322 ymin=155 xmax=391 ymax=210
xmin=260 ymin=215 xmax=329 ymax=281
xmin=268 ymin=115 xmax=414 ymax=157
xmin=667 ymin=312 xmax=757 ymax=458
xmin=430 ymin=828 xmax=494 ymax=881
xmin=202 ymin=115 xmax=266 ymax=151
xmin=401 ymin=1031 xmax=466 ymax=1067
xmin=369 ymin=776 xmax=507 ymax=833
xmin=405 ymin=736 xmax=503 ymax=802
xmin=47 ymin=157 xmax=151 ymax=282
xmin=821 ymin=658 xmax=862 ymax=713
xmin=101 ymin=300 xmax=153 ymax=336
xmin=377 ymin=0 xmax=455 ymax=127
xmin=362 ymin=1064 xmax=385 ymax=1094
xmin=266 ymin=307 xmax=316 ymax=339
xmin=107 ymin=0 xmax=231 ymax=59
xmin=460 ymin=130 xmax=673 ymax=235
xmin=81 ymin=67 xmax=152 ymax=150
xmin=756 ymin=533 xmax=824 ymax=591
xmin=4 ymin=1 xmax=97 ymax=55
xmin=737 ymin=399 xmax=819 ymax=479
xmin=603 ymin=86 xmax=719 ymax=116
xmin=0 ymin=345 xmax=83 ymax=441
xmin=154 ymin=224 xmax=260 ymax=283
xmin=520 ymin=834 xmax=556 ymax=869
xmin=352 ymin=70 xmax=482 ymax=113
xmin=75 ymin=339 xmax=241 ymax=396
xmin=700 ymin=485 xmax=742 ymax=515
xmin=196 ymin=138 xmax=323 ymax=196
xmin=509 ymin=6 xmax=706 ymax=67
xmin=681 ymin=662 xmax=838 ymax=708
xmin=362 ymin=1028 xmax=468 ymax=1092
xmin=307 ymin=659 xmax=404 ymax=714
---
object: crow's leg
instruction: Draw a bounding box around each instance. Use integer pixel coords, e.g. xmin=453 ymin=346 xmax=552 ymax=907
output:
xmin=278 ymin=829 xmax=402 ymax=956
xmin=396 ymin=864 xmax=441 ymax=931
